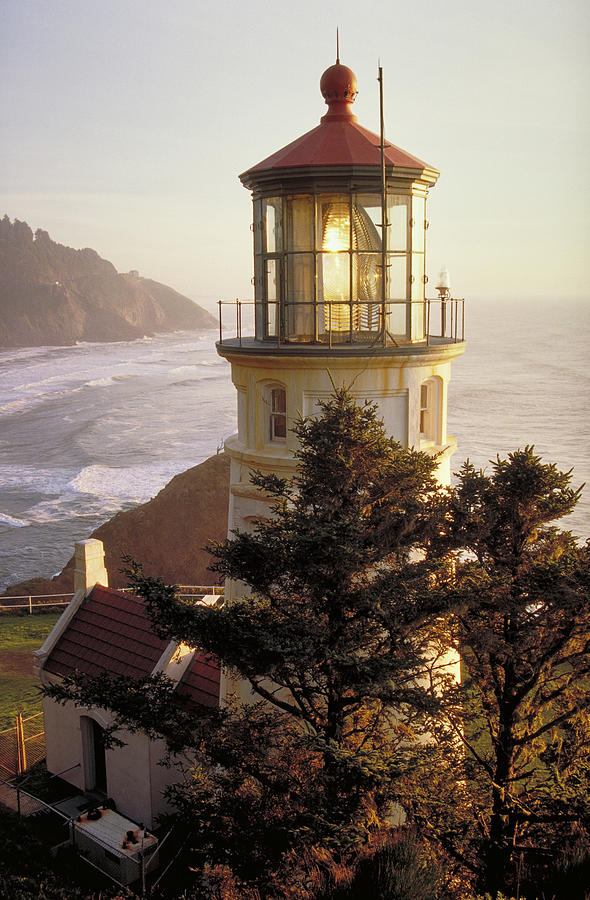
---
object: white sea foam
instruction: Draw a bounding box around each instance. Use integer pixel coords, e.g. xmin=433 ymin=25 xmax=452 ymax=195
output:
xmin=15 ymin=374 xmax=67 ymax=391
xmin=0 ymin=466 xmax=72 ymax=494
xmin=67 ymin=462 xmax=195 ymax=503
xmin=169 ymin=365 xmax=199 ymax=376
xmin=0 ymin=511 xmax=28 ymax=528
xmin=25 ymin=495 xmax=124 ymax=524
xmin=85 ymin=376 xmax=117 ymax=387
xmin=0 ymin=386 xmax=84 ymax=417
xmin=0 ymin=398 xmax=35 ymax=415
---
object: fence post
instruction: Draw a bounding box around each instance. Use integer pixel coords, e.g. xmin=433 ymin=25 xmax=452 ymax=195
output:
xmin=141 ymin=836 xmax=146 ymax=896
xmin=16 ymin=712 xmax=26 ymax=774
xmin=28 ymin=597 xmax=32 ymax=615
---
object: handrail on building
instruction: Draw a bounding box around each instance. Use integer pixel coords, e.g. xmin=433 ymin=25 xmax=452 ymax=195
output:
xmin=218 ymin=297 xmax=465 ymax=347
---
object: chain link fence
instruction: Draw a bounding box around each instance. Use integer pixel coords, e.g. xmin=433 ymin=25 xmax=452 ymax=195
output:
xmin=0 ymin=712 xmax=45 ymax=780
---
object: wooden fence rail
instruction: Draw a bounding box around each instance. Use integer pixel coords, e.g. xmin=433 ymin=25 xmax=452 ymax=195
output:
xmin=1 ymin=585 xmax=224 ymax=615
xmin=0 ymin=593 xmax=74 ymax=614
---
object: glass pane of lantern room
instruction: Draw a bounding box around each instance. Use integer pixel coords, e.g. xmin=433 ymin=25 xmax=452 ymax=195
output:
xmin=356 ymin=252 xmax=381 ymax=331
xmin=286 ymin=253 xmax=314 ymax=340
xmin=388 ymin=196 xmax=408 ymax=251
xmin=318 ymin=195 xmax=351 ymax=333
xmin=266 ymin=302 xmax=277 ymax=338
xmin=266 ymin=258 xmax=279 ymax=338
xmin=320 ymin=252 xmax=350 ymax=331
xmin=411 ymin=196 xmax=425 ymax=252
xmin=411 ymin=252 xmax=425 ymax=339
xmin=318 ymin=195 xmax=351 ymax=253
xmin=266 ymin=198 xmax=282 ymax=253
xmin=387 ymin=254 xmax=408 ymax=336
xmin=286 ymin=196 xmax=314 ymax=251
xmin=354 ymin=195 xmax=381 ymax=246
xmin=387 ymin=254 xmax=407 ymax=301
xmin=254 ymin=199 xmax=263 ymax=255
xmin=254 ymin=253 xmax=265 ymax=338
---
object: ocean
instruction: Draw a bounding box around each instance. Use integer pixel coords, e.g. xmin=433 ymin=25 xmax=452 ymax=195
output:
xmin=0 ymin=296 xmax=588 ymax=592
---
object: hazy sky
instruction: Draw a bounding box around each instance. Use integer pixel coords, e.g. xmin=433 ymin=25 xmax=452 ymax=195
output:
xmin=2 ymin=0 xmax=588 ymax=310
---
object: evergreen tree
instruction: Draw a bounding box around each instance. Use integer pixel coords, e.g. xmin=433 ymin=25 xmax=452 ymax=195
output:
xmin=426 ymin=449 xmax=590 ymax=896
xmin=202 ymin=389 xmax=455 ymax=765
xmin=47 ymin=390 xmax=456 ymax=896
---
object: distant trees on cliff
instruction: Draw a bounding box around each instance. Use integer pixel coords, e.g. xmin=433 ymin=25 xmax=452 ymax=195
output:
xmin=47 ymin=393 xmax=590 ymax=899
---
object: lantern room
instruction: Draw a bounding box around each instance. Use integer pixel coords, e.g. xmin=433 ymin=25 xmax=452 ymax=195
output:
xmin=231 ymin=60 xmax=457 ymax=348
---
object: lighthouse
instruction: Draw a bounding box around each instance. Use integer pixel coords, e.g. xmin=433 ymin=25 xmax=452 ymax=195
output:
xmin=217 ymin=58 xmax=465 ymax=593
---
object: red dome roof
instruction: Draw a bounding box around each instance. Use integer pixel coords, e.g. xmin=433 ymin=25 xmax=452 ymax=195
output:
xmin=241 ymin=60 xmax=437 ymax=185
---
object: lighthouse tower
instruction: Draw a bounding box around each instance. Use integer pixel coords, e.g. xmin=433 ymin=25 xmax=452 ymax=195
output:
xmin=217 ymin=59 xmax=465 ymax=588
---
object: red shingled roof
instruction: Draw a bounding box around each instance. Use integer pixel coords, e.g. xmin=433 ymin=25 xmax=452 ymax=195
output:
xmin=44 ymin=586 xmax=166 ymax=679
xmin=177 ymin=654 xmax=221 ymax=709
xmin=44 ymin=585 xmax=220 ymax=708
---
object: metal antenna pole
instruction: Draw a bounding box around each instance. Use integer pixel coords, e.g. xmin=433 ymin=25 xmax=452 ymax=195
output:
xmin=378 ymin=66 xmax=394 ymax=346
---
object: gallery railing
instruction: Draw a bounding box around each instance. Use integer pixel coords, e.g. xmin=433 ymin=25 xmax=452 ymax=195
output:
xmin=218 ymin=297 xmax=465 ymax=348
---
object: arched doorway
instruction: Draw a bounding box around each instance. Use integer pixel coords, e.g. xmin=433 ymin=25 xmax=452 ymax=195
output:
xmin=81 ymin=716 xmax=107 ymax=793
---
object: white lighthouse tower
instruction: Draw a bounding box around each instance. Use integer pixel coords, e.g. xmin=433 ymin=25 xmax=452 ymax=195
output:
xmin=217 ymin=58 xmax=465 ymax=591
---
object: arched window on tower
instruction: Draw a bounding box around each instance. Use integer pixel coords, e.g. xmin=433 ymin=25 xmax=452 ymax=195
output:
xmin=266 ymin=385 xmax=287 ymax=442
xmin=419 ymin=378 xmax=440 ymax=445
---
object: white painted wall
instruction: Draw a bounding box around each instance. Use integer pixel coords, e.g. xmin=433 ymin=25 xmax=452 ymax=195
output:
xmin=220 ymin=343 xmax=464 ymax=554
xmin=43 ymin=694 xmax=174 ymax=829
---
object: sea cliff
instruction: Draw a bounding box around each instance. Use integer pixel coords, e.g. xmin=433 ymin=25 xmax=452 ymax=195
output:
xmin=0 ymin=216 xmax=216 ymax=347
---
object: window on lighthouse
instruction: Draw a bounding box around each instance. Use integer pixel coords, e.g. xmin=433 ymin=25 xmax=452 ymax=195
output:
xmin=419 ymin=379 xmax=439 ymax=444
xmin=269 ymin=387 xmax=287 ymax=441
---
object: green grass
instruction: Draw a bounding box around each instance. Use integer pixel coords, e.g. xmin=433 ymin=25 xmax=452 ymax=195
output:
xmin=0 ymin=612 xmax=62 ymax=731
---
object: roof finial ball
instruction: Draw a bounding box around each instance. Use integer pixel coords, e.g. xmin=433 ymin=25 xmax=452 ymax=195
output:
xmin=320 ymin=60 xmax=358 ymax=119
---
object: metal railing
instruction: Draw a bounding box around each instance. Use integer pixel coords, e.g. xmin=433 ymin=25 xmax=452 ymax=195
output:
xmin=218 ymin=297 xmax=465 ymax=348
xmin=1 ymin=770 xmax=172 ymax=892
xmin=119 ymin=584 xmax=225 ymax=601
xmin=0 ymin=774 xmax=71 ymax=819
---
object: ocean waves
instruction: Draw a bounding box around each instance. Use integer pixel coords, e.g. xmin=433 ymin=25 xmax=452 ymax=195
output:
xmin=0 ymin=511 xmax=28 ymax=528
xmin=67 ymin=461 xmax=197 ymax=503
xmin=0 ymin=455 xmax=211 ymax=534
xmin=1 ymin=302 xmax=589 ymax=592
xmin=0 ymin=328 xmax=236 ymax=588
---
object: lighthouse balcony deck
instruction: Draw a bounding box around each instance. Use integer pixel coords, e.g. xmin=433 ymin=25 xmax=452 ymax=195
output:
xmin=217 ymin=297 xmax=465 ymax=356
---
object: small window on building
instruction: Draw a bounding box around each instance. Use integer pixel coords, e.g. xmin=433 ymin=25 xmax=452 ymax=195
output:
xmin=420 ymin=383 xmax=430 ymax=437
xmin=269 ymin=387 xmax=286 ymax=441
xmin=420 ymin=379 xmax=437 ymax=443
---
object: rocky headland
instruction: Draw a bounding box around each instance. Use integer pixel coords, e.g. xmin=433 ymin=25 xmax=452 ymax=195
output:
xmin=0 ymin=216 xmax=216 ymax=348
xmin=2 ymin=453 xmax=231 ymax=597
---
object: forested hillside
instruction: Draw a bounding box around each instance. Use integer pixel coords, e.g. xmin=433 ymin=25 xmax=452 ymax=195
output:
xmin=0 ymin=216 xmax=215 ymax=347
